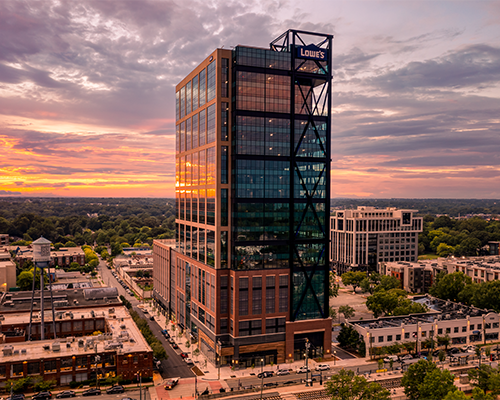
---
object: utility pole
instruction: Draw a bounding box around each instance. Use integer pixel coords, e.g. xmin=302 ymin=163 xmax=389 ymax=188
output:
xmin=139 ymin=373 xmax=142 ymax=400
xmin=305 ymin=338 xmax=311 ymax=387
xmin=260 ymin=358 xmax=264 ymax=400
xmin=217 ymin=340 xmax=221 ymax=381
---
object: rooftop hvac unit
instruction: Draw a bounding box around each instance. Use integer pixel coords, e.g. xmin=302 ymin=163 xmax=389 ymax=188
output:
xmin=2 ymin=345 xmax=13 ymax=356
xmin=0 ymin=315 xmax=4 ymax=321
xmin=21 ymin=349 xmax=26 ymax=354
xmin=52 ymin=342 xmax=61 ymax=351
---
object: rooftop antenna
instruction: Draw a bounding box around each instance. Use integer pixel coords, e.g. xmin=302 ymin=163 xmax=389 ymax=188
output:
xmin=28 ymin=237 xmax=57 ymax=340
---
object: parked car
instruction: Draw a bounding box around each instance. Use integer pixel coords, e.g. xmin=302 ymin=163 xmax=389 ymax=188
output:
xmin=7 ymin=394 xmax=25 ymax=400
xmin=161 ymin=329 xmax=170 ymax=338
xmin=448 ymin=347 xmax=460 ymax=355
xmin=32 ymin=392 xmax=52 ymax=400
xmin=179 ymin=352 xmax=189 ymax=359
xmin=296 ymin=366 xmax=311 ymax=374
xmin=149 ymin=316 xmax=155 ymax=321
xmin=164 ymin=378 xmax=179 ymax=390
xmin=315 ymin=364 xmax=331 ymax=371
xmin=82 ymin=388 xmax=101 ymax=397
xmin=277 ymin=369 xmax=290 ymax=376
xmin=383 ymin=355 xmax=399 ymax=363
xmin=184 ymin=358 xmax=194 ymax=365
xmin=56 ymin=392 xmax=75 ymax=399
xmin=172 ymin=343 xmax=179 ymax=349
xmin=168 ymin=337 xmax=175 ymax=344
xmin=106 ymin=386 xmax=124 ymax=394
xmin=401 ymin=354 xmax=413 ymax=360
xmin=257 ymin=371 xmax=274 ymax=378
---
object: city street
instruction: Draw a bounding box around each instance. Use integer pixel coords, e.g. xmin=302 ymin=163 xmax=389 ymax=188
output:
xmin=97 ymin=259 xmax=195 ymax=379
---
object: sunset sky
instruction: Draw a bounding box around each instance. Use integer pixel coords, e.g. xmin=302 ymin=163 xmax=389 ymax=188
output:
xmin=1 ymin=0 xmax=499 ymax=198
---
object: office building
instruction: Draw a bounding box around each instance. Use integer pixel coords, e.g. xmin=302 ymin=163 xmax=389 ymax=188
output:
xmin=330 ymin=206 xmax=423 ymax=275
xmin=154 ymin=29 xmax=333 ymax=367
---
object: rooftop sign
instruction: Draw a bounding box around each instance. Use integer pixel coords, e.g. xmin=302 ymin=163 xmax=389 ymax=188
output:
xmin=296 ymin=44 xmax=328 ymax=61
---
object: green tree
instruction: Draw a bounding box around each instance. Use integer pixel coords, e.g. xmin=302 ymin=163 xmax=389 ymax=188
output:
xmin=136 ymin=270 xmax=144 ymax=278
xmin=402 ymin=359 xmax=454 ymax=400
xmin=341 ymin=271 xmax=366 ymax=293
xmin=443 ymin=390 xmax=468 ymax=400
xmin=143 ymin=270 xmax=151 ymax=278
xmin=339 ymin=305 xmax=356 ymax=320
xmin=330 ymin=271 xmax=340 ymax=297
xmin=472 ymin=280 xmax=500 ymax=312
xmin=436 ymin=335 xmax=451 ymax=351
xmin=436 ymin=243 xmax=455 ymax=257
xmin=429 ymin=271 xmax=472 ymax=302
xmin=360 ymin=278 xmax=373 ymax=294
xmin=469 ymin=364 xmax=495 ymax=392
xmin=375 ymin=275 xmax=401 ymax=292
xmin=325 ymin=368 xmax=390 ymax=400
xmin=471 ymin=387 xmax=495 ymax=400
xmin=64 ymin=241 xmax=77 ymax=247
xmin=329 ymin=306 xmax=337 ymax=320
xmin=337 ymin=325 xmax=362 ymax=351
xmin=17 ymin=270 xmax=34 ymax=291
xmin=69 ymin=261 xmax=80 ymax=270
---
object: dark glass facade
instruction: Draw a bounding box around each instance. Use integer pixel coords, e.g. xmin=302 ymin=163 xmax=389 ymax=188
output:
xmin=232 ymin=34 xmax=331 ymax=321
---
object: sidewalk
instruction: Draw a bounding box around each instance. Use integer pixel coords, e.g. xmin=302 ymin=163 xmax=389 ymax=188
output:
xmin=143 ymin=302 xmax=359 ymax=383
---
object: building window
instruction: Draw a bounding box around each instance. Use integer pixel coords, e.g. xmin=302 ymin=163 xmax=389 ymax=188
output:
xmin=378 ymin=336 xmax=384 ymax=343
xmin=387 ymin=335 xmax=393 ymax=342
xmin=252 ymin=276 xmax=262 ymax=315
xmin=221 ymin=58 xmax=229 ymax=98
xmin=44 ymin=360 xmax=57 ymax=373
xmin=396 ymin=334 xmax=401 ymax=341
xmin=207 ymin=104 xmax=216 ymax=144
xmin=27 ymin=362 xmax=40 ymax=375
xmin=221 ymin=102 xmax=228 ymax=141
xmin=470 ymin=324 xmax=475 ymax=331
xmin=278 ymin=275 xmax=288 ymax=312
xmin=446 ymin=328 xmax=451 ymax=334
xmin=207 ymin=60 xmax=216 ymax=102
xmin=61 ymin=358 xmax=73 ymax=371
xmin=266 ymin=317 xmax=285 ymax=333
xmin=462 ymin=326 xmax=467 ymax=332
xmin=266 ymin=276 xmax=275 ymax=314
xmin=199 ymin=69 xmax=206 ymax=107
xmin=220 ymin=318 xmax=228 ymax=334
xmin=239 ymin=319 xmax=262 ymax=336
xmin=438 ymin=328 xmax=443 ymax=335
xmin=239 ymin=277 xmax=249 ymax=316
xmin=405 ymin=333 xmax=410 ymax=339
xmin=220 ymin=276 xmax=228 ymax=314
xmin=221 ymin=147 xmax=228 ymax=185
xmin=454 ymin=327 xmax=459 ymax=333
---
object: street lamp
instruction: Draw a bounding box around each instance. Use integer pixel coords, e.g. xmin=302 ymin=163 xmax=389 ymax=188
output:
xmin=334 ymin=350 xmax=337 ymax=366
xmin=305 ymin=338 xmax=311 ymax=387
xmin=260 ymin=358 xmax=264 ymax=400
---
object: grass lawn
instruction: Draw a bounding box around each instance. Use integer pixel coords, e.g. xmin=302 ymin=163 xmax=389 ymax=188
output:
xmin=418 ymin=254 xmax=439 ymax=260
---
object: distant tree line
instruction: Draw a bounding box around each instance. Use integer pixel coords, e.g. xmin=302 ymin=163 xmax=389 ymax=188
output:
xmin=0 ymin=204 xmax=175 ymax=250
xmin=331 ymin=198 xmax=500 ymax=217
xmin=0 ymin=197 xmax=175 ymax=219
xmin=419 ymin=215 xmax=500 ymax=257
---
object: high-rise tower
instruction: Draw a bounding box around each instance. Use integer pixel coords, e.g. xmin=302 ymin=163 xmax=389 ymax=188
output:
xmin=154 ymin=29 xmax=333 ymax=367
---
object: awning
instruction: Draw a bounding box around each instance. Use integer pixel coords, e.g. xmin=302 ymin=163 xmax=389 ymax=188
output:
xmin=473 ymin=330 xmax=481 ymax=334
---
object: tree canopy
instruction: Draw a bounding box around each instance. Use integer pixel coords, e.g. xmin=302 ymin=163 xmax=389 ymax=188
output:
xmin=325 ymin=368 xmax=390 ymax=400
xmin=401 ymin=359 xmax=455 ymax=400
xmin=365 ymin=289 xmax=428 ymax=318
xmin=341 ymin=271 xmax=366 ymax=292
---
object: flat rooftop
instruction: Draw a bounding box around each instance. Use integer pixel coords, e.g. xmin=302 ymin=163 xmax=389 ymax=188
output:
xmin=351 ymin=295 xmax=491 ymax=329
xmin=0 ymin=288 xmax=121 ymax=313
xmin=0 ymin=306 xmax=151 ymax=362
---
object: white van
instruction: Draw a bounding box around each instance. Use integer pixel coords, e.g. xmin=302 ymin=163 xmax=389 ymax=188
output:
xmin=383 ymin=355 xmax=399 ymax=363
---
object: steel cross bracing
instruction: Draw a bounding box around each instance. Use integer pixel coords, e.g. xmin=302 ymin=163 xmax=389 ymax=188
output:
xmin=269 ymin=30 xmax=333 ymax=322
